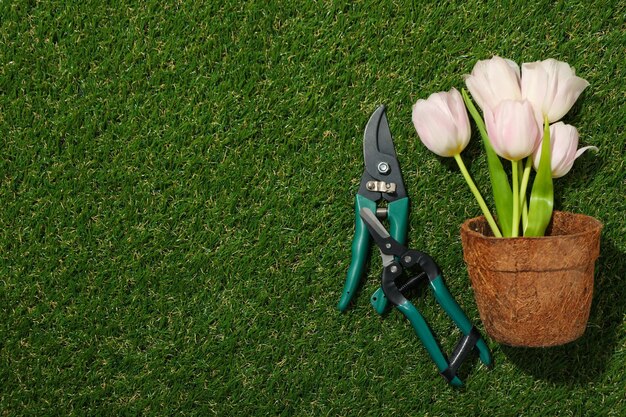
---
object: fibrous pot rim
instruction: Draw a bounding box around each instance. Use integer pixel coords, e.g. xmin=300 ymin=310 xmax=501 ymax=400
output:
xmin=461 ymin=211 xmax=602 ymax=241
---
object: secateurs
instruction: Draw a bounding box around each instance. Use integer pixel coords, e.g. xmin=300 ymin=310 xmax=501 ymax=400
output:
xmin=338 ymin=105 xmax=492 ymax=386
xmin=337 ymin=105 xmax=409 ymax=314
xmin=359 ymin=207 xmax=492 ymax=386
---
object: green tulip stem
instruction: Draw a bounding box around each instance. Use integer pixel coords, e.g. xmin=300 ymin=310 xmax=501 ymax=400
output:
xmin=512 ymin=160 xmax=520 ymax=237
xmin=520 ymin=157 xmax=533 ymax=233
xmin=453 ymin=153 xmax=502 ymax=237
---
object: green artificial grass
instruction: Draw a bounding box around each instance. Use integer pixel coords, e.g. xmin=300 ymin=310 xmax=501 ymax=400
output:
xmin=1 ymin=0 xmax=625 ymax=415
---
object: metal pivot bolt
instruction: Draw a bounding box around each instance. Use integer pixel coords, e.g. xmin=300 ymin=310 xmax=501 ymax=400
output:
xmin=377 ymin=162 xmax=390 ymax=174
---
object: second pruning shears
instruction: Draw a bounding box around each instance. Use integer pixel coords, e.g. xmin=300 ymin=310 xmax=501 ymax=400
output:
xmin=337 ymin=105 xmax=409 ymax=313
xmin=360 ymin=208 xmax=493 ymax=386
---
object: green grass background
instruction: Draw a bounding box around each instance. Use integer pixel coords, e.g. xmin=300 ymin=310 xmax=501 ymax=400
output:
xmin=1 ymin=0 xmax=624 ymax=415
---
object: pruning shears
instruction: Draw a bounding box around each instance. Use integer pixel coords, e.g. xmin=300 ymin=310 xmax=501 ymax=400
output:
xmin=337 ymin=105 xmax=409 ymax=313
xmin=359 ymin=207 xmax=492 ymax=386
xmin=338 ymin=105 xmax=492 ymax=386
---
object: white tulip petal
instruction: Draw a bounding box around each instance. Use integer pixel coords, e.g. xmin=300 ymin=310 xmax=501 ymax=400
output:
xmin=522 ymin=62 xmax=550 ymax=117
xmin=574 ymin=145 xmax=598 ymax=159
xmin=464 ymin=75 xmax=488 ymax=112
xmin=504 ymin=58 xmax=521 ymax=80
xmin=465 ymin=56 xmax=521 ymax=112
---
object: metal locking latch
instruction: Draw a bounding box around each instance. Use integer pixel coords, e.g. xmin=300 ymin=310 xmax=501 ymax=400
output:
xmin=366 ymin=181 xmax=396 ymax=193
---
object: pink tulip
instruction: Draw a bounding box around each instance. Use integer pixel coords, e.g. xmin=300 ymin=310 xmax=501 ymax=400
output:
xmin=464 ymin=56 xmax=522 ymax=113
xmin=411 ymin=88 xmax=471 ymax=157
xmin=522 ymin=59 xmax=589 ymax=123
xmin=484 ymin=99 xmax=541 ymax=161
xmin=533 ymin=122 xmax=598 ymax=178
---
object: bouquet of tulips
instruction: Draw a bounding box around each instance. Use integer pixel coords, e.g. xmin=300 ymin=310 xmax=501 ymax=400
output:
xmin=412 ymin=56 xmax=597 ymax=238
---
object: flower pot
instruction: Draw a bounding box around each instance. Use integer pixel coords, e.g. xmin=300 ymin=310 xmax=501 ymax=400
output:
xmin=460 ymin=211 xmax=602 ymax=347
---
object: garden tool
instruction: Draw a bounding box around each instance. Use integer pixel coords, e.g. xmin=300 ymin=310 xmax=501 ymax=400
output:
xmin=337 ymin=105 xmax=409 ymax=313
xmin=359 ymin=207 xmax=492 ymax=386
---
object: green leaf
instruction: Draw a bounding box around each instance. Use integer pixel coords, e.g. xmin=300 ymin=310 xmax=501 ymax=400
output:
xmin=462 ymin=89 xmax=513 ymax=237
xmin=525 ymin=116 xmax=554 ymax=237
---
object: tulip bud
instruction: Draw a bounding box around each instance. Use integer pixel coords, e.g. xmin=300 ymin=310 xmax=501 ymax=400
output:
xmin=484 ymin=99 xmax=541 ymax=161
xmin=521 ymin=59 xmax=590 ymax=123
xmin=411 ymin=88 xmax=471 ymax=157
xmin=464 ymin=56 xmax=522 ymax=113
xmin=533 ymin=122 xmax=598 ymax=178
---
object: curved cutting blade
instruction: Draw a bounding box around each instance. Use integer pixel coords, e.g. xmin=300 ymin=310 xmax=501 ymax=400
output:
xmin=363 ymin=105 xmax=397 ymax=162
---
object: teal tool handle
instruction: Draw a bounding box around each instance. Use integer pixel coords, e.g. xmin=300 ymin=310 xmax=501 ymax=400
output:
xmin=430 ymin=276 xmax=492 ymax=366
xmin=396 ymin=301 xmax=463 ymax=387
xmin=370 ymin=197 xmax=409 ymax=314
xmin=338 ymin=195 xmax=377 ymax=311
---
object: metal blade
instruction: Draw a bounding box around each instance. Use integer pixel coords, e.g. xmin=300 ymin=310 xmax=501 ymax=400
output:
xmin=359 ymin=207 xmax=390 ymax=239
xmin=375 ymin=109 xmax=397 ymax=158
xmin=363 ymin=105 xmax=397 ymax=162
xmin=360 ymin=207 xmax=395 ymax=266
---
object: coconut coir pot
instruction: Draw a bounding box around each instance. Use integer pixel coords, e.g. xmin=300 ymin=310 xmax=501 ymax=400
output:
xmin=460 ymin=211 xmax=602 ymax=347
